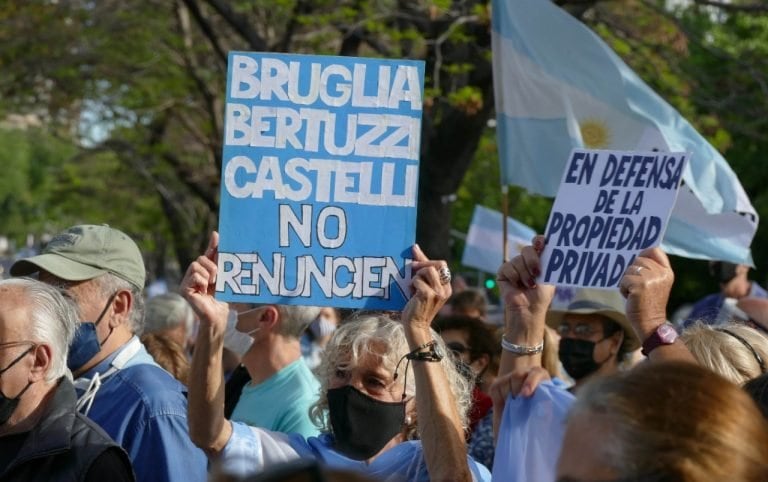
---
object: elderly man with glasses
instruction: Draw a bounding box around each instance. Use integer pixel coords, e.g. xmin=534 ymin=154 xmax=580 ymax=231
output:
xmin=0 ymin=278 xmax=134 ymax=481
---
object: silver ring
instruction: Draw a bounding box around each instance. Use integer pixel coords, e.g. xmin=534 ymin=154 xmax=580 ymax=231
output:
xmin=438 ymin=266 xmax=452 ymax=285
xmin=634 ymin=266 xmax=643 ymax=275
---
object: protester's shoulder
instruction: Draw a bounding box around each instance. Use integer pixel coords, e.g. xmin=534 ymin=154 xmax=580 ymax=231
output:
xmin=751 ymin=282 xmax=768 ymax=299
xmin=280 ymin=360 xmax=321 ymax=394
xmin=690 ymin=293 xmax=721 ymax=311
xmin=73 ymin=411 xmax=123 ymax=446
xmin=112 ymin=363 xmax=189 ymax=413
xmin=683 ymin=293 xmax=721 ymax=324
xmin=84 ymin=447 xmax=135 ymax=482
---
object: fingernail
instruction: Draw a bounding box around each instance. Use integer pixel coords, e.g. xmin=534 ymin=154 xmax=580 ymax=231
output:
xmin=527 ymin=279 xmax=537 ymax=289
xmin=532 ymin=267 xmax=540 ymax=277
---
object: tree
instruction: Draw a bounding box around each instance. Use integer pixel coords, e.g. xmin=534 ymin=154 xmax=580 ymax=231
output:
xmin=0 ymin=0 xmax=766 ymax=307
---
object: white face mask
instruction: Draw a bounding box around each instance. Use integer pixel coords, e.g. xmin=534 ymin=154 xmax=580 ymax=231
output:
xmin=223 ymin=309 xmax=260 ymax=357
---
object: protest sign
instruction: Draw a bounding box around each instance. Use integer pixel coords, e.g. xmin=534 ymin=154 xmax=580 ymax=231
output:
xmin=539 ymin=148 xmax=687 ymax=289
xmin=216 ymin=52 xmax=425 ymax=309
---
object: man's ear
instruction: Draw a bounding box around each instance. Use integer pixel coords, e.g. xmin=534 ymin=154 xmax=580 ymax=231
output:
xmin=259 ymin=305 xmax=280 ymax=331
xmin=110 ymin=290 xmax=134 ymax=328
xmin=29 ymin=344 xmax=52 ymax=382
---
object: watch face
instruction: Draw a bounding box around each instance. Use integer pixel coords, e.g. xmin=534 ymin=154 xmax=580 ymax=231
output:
xmin=434 ymin=344 xmax=445 ymax=360
xmin=658 ymin=324 xmax=678 ymax=343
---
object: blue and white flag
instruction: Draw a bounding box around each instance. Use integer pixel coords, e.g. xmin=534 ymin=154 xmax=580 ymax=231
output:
xmin=491 ymin=0 xmax=757 ymax=265
xmin=462 ymin=205 xmax=536 ymax=274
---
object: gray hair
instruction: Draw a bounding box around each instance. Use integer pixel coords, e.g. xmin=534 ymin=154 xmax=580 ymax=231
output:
xmin=1 ymin=278 xmax=78 ymax=381
xmin=681 ymin=322 xmax=768 ymax=385
xmin=94 ymin=273 xmax=146 ymax=335
xmin=144 ymin=293 xmax=195 ymax=335
xmin=276 ymin=305 xmax=321 ymax=338
xmin=309 ymin=315 xmax=473 ymax=438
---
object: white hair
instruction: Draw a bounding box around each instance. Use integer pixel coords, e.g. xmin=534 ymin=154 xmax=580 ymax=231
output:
xmin=2 ymin=278 xmax=78 ymax=381
xmin=310 ymin=315 xmax=473 ymax=438
xmin=94 ymin=273 xmax=146 ymax=335
xmin=144 ymin=293 xmax=195 ymax=335
xmin=277 ymin=305 xmax=322 ymax=338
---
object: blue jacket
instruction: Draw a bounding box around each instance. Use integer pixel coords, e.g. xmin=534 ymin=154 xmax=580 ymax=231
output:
xmin=75 ymin=337 xmax=207 ymax=482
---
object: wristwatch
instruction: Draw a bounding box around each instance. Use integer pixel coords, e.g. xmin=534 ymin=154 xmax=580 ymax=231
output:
xmin=641 ymin=323 xmax=678 ymax=356
xmin=406 ymin=340 xmax=444 ymax=362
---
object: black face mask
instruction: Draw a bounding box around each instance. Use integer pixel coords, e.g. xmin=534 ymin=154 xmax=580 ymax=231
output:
xmin=0 ymin=345 xmax=35 ymax=426
xmin=558 ymin=337 xmax=610 ymax=381
xmin=327 ymin=385 xmax=406 ymax=461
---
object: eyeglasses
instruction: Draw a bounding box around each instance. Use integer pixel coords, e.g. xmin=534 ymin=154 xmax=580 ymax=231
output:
xmin=0 ymin=341 xmax=36 ymax=351
xmin=557 ymin=323 xmax=599 ymax=337
xmin=445 ymin=341 xmax=471 ymax=357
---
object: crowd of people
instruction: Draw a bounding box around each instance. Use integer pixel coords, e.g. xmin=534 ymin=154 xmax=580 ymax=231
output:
xmin=1 ymin=223 xmax=768 ymax=481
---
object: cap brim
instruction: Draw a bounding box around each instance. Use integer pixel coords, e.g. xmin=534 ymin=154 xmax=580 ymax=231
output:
xmin=546 ymin=307 xmax=640 ymax=352
xmin=10 ymin=254 xmax=108 ymax=282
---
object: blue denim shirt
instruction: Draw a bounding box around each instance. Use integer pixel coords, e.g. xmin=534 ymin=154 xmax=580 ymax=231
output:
xmin=75 ymin=337 xmax=207 ymax=482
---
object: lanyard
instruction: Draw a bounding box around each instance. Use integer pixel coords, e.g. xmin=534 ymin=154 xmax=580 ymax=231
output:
xmin=74 ymin=337 xmax=143 ymax=416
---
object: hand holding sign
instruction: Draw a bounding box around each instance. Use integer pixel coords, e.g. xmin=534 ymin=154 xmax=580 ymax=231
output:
xmin=619 ymin=247 xmax=674 ymax=341
xmin=497 ymin=236 xmax=556 ymax=328
xmin=181 ymin=231 xmax=229 ymax=331
xmin=401 ymin=245 xmax=452 ymax=332
xmin=496 ymin=236 xmax=555 ymax=345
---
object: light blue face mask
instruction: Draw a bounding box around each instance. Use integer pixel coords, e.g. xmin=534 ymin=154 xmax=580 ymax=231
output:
xmin=67 ymin=293 xmax=118 ymax=372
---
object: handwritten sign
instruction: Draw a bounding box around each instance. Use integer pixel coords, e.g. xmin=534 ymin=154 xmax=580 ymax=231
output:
xmin=540 ymin=148 xmax=687 ymax=289
xmin=215 ymin=52 xmax=425 ymax=309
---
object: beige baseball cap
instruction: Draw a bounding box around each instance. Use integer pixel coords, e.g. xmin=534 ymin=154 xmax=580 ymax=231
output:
xmin=11 ymin=224 xmax=145 ymax=290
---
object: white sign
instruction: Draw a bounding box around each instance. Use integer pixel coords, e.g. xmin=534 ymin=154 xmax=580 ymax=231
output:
xmin=540 ymin=148 xmax=687 ymax=289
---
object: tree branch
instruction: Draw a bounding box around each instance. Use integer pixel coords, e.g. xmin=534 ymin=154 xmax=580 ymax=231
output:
xmin=202 ymin=0 xmax=267 ymax=50
xmin=179 ymin=0 xmax=228 ymax=65
xmin=692 ymin=0 xmax=768 ymax=12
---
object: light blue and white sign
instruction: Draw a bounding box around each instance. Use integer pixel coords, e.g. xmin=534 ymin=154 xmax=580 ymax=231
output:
xmin=216 ymin=52 xmax=425 ymax=310
xmin=540 ymin=148 xmax=687 ymax=289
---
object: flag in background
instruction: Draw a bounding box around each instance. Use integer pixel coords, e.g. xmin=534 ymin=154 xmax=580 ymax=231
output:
xmin=491 ymin=0 xmax=757 ymax=265
xmin=462 ymin=205 xmax=536 ymax=274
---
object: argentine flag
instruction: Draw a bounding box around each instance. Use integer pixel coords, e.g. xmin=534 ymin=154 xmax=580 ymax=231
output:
xmin=462 ymin=205 xmax=536 ymax=274
xmin=492 ymin=0 xmax=757 ymax=265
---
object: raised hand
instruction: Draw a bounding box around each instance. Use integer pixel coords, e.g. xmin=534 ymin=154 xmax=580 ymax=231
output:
xmin=180 ymin=231 xmax=229 ymax=330
xmin=496 ymin=235 xmax=555 ymax=323
xmin=619 ymin=246 xmax=674 ymax=340
xmin=401 ymin=244 xmax=452 ymax=331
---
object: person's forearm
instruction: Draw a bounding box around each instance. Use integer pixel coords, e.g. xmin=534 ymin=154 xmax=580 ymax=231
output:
xmin=406 ymin=326 xmax=472 ymax=482
xmin=189 ymin=319 xmax=232 ymax=456
xmin=498 ymin=309 xmax=545 ymax=376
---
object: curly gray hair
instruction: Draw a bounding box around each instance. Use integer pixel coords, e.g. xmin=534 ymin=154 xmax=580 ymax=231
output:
xmin=309 ymin=315 xmax=473 ymax=439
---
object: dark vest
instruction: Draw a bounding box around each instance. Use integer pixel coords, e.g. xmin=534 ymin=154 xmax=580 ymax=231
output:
xmin=0 ymin=377 xmax=134 ymax=482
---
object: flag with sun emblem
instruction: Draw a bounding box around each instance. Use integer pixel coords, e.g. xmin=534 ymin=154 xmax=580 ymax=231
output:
xmin=491 ymin=0 xmax=758 ymax=265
